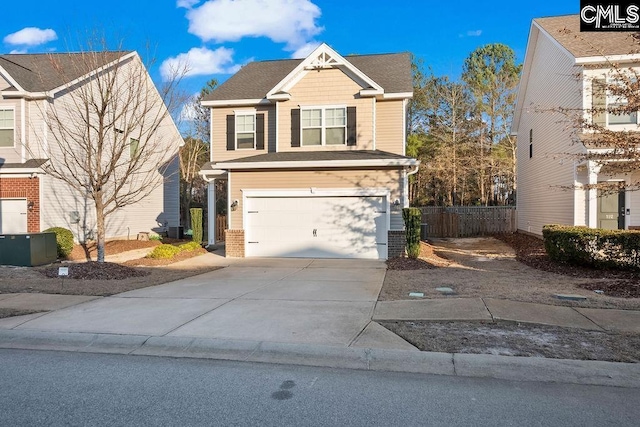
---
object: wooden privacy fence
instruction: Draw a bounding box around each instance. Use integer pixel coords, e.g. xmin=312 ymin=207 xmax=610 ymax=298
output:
xmin=418 ymin=206 xmax=517 ymax=239
xmin=216 ymin=215 xmax=227 ymax=242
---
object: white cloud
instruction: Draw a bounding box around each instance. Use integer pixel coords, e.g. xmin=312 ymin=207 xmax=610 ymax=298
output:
xmin=466 ymin=30 xmax=482 ymax=37
xmin=160 ymin=46 xmax=239 ymax=80
xmin=4 ymin=27 xmax=57 ymax=46
xmin=9 ymin=49 xmax=27 ymax=54
xmin=177 ymin=0 xmax=200 ymax=8
xmin=185 ymin=0 xmax=322 ymax=51
xmin=290 ymin=41 xmax=320 ymax=58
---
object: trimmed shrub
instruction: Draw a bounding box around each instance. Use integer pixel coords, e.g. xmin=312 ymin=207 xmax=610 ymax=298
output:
xmin=542 ymin=224 xmax=640 ymax=270
xmin=149 ymin=234 xmax=163 ymax=241
xmin=402 ymin=207 xmax=422 ymax=259
xmin=43 ymin=227 xmax=74 ymax=258
xmin=190 ymin=208 xmax=203 ymax=244
xmin=178 ymin=241 xmax=202 ymax=251
xmin=147 ymin=244 xmax=182 ymax=259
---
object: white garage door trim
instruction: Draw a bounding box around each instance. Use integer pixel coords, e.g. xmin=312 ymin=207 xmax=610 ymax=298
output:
xmin=243 ymin=188 xmax=390 ymax=259
xmin=0 ymin=198 xmax=28 ymax=234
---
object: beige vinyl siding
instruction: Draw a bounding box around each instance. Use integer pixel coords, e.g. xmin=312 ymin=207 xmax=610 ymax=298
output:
xmin=0 ymin=99 xmax=22 ymax=162
xmin=25 ymin=99 xmax=48 ymax=159
xmin=516 ymin=31 xmax=584 ymax=236
xmin=0 ymin=78 xmax=11 ymax=91
xmin=278 ymin=68 xmax=374 ymax=151
xmin=228 ymin=168 xmax=402 ymax=230
xmin=211 ymin=105 xmax=274 ymax=162
xmin=375 ymin=100 xmax=405 ymax=155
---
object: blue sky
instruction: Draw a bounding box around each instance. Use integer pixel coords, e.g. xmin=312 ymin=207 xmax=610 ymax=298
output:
xmin=2 ymin=0 xmax=577 ymax=97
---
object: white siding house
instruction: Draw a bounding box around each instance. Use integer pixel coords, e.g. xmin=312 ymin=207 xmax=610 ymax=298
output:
xmin=0 ymin=51 xmax=181 ymax=240
xmin=513 ymin=14 xmax=640 ymax=235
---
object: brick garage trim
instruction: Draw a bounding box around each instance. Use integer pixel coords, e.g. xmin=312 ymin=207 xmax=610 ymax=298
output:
xmin=0 ymin=177 xmax=40 ymax=232
xmin=388 ymin=230 xmax=405 ymax=258
xmin=225 ymin=229 xmax=245 ymax=257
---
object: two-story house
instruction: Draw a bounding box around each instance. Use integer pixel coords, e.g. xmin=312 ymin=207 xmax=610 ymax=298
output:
xmin=0 ymin=51 xmax=181 ymax=240
xmin=200 ymin=44 xmax=418 ymax=259
xmin=513 ymin=14 xmax=640 ymax=236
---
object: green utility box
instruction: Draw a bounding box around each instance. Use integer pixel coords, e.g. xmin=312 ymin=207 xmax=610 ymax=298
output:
xmin=0 ymin=232 xmax=58 ymax=266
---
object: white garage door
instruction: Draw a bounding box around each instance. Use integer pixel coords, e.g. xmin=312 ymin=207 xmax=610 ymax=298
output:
xmin=245 ymin=196 xmax=388 ymax=259
xmin=0 ymin=199 xmax=28 ymax=234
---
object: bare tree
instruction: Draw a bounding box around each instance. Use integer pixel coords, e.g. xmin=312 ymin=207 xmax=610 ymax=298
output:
xmin=34 ymin=45 xmax=184 ymax=262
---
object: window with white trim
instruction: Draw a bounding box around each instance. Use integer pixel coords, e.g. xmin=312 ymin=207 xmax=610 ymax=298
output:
xmin=592 ymin=78 xmax=638 ymax=126
xmin=0 ymin=108 xmax=15 ymax=147
xmin=235 ymin=113 xmax=256 ymax=149
xmin=301 ymin=106 xmax=346 ymax=146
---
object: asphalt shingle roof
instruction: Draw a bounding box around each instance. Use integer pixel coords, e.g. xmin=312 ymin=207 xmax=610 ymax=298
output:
xmin=0 ymin=51 xmax=131 ymax=92
xmin=535 ymin=14 xmax=640 ymax=58
xmin=204 ymin=52 xmax=413 ymax=101
xmin=0 ymin=159 xmax=48 ymax=169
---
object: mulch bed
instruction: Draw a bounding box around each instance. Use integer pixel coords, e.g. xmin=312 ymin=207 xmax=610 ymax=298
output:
xmin=494 ymin=233 xmax=640 ymax=282
xmin=387 ymin=241 xmax=451 ymax=270
xmin=40 ymin=262 xmax=150 ymax=280
xmin=122 ymin=248 xmax=208 ymax=267
xmin=66 ymin=240 xmax=161 ymax=261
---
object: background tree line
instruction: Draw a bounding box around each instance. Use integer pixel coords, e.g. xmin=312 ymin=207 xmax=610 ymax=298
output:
xmin=408 ymin=43 xmax=521 ymax=207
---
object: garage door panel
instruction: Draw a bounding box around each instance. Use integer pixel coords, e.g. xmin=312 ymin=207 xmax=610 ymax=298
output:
xmin=245 ymin=195 xmax=387 ymax=259
xmin=0 ymin=199 xmax=28 ymax=234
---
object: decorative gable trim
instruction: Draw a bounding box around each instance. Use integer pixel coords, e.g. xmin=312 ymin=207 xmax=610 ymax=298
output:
xmin=266 ymin=43 xmax=384 ymax=99
xmin=0 ymin=65 xmax=25 ymax=93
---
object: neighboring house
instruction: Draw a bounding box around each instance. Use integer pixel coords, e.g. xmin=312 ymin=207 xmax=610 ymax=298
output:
xmin=200 ymin=43 xmax=418 ymax=259
xmin=513 ymin=14 xmax=640 ymax=236
xmin=0 ymin=51 xmax=181 ymax=239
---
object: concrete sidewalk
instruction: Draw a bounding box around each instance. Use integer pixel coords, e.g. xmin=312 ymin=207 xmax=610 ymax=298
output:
xmin=374 ymin=297 xmax=640 ymax=333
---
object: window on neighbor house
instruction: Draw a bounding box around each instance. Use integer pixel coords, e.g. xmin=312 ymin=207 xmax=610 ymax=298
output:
xmin=301 ymin=107 xmax=346 ymax=146
xmin=130 ymin=138 xmax=140 ymax=158
xmin=593 ymin=78 xmax=638 ymax=126
xmin=235 ymin=113 xmax=256 ymax=149
xmin=0 ymin=108 xmax=15 ymax=147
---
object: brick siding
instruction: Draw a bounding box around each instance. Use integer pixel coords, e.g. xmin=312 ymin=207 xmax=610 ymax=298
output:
xmin=388 ymin=230 xmax=405 ymax=258
xmin=225 ymin=229 xmax=245 ymax=257
xmin=0 ymin=177 xmax=40 ymax=232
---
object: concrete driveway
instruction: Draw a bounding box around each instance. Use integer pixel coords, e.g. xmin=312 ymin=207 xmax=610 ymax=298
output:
xmin=6 ymin=258 xmax=416 ymax=350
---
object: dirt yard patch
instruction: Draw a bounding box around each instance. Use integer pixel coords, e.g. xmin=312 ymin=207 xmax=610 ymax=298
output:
xmin=382 ymin=236 xmax=640 ymax=310
xmin=66 ymin=239 xmax=162 ymax=261
xmin=381 ymin=321 xmax=640 ymax=363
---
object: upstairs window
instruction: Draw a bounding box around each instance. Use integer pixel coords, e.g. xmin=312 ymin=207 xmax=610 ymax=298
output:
xmin=592 ymin=78 xmax=638 ymax=126
xmin=0 ymin=108 xmax=15 ymax=147
xmin=235 ymin=113 xmax=256 ymax=149
xmin=301 ymin=106 xmax=346 ymax=146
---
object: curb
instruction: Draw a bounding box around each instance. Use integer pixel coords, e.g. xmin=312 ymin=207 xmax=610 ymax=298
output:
xmin=1 ymin=329 xmax=639 ymax=388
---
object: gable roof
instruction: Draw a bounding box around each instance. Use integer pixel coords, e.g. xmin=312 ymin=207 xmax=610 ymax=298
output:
xmin=534 ymin=14 xmax=640 ymax=60
xmin=204 ymin=48 xmax=412 ymax=102
xmin=0 ymin=51 xmax=132 ymax=93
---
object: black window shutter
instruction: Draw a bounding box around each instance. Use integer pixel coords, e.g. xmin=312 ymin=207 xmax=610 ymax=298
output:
xmin=256 ymin=114 xmax=265 ymax=150
xmin=347 ymin=107 xmax=357 ymax=146
xmin=226 ymin=115 xmax=235 ymax=151
xmin=291 ymin=109 xmax=300 ymax=147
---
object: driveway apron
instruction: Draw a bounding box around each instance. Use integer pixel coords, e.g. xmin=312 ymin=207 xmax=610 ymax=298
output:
xmin=9 ymin=259 xmax=403 ymax=348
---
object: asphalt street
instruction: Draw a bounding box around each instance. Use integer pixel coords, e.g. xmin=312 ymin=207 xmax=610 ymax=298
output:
xmin=0 ymin=349 xmax=638 ymax=426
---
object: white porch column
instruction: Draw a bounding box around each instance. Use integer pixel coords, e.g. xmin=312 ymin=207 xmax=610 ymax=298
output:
xmin=208 ymin=181 xmax=216 ymax=245
xmin=587 ymin=161 xmax=601 ymax=228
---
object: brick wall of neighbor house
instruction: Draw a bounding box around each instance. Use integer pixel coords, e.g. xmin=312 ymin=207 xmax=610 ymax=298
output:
xmin=225 ymin=229 xmax=245 ymax=257
xmin=387 ymin=230 xmax=405 ymax=258
xmin=0 ymin=177 xmax=40 ymax=232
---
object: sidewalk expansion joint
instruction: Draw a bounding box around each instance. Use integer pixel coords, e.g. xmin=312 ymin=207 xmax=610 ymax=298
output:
xmin=571 ymin=307 xmax=606 ymax=331
xmin=480 ymin=298 xmax=495 ymax=321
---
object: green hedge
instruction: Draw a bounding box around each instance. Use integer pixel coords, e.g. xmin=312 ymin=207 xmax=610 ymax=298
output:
xmin=402 ymin=207 xmax=422 ymax=259
xmin=542 ymin=224 xmax=640 ymax=270
xmin=43 ymin=227 xmax=74 ymax=258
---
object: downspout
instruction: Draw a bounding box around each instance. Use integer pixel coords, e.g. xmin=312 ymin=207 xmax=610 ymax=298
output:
xmin=404 ymin=162 xmax=420 ymax=207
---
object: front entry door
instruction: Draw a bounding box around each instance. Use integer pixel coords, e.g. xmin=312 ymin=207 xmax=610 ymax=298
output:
xmin=597 ymin=189 xmax=625 ymax=230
